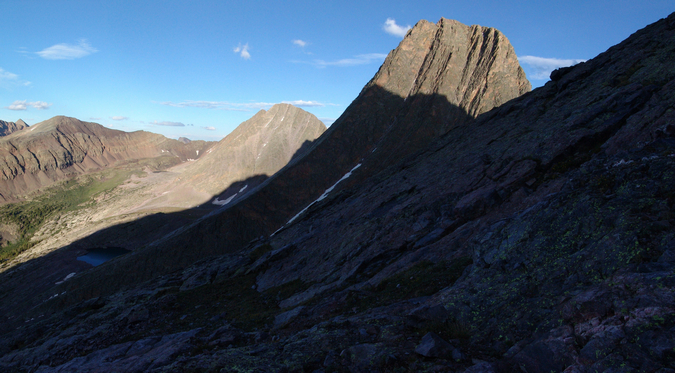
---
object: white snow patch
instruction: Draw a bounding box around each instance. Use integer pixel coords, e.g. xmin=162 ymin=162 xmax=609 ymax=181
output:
xmin=612 ymin=159 xmax=634 ymax=167
xmin=212 ymin=193 xmax=237 ymax=206
xmin=196 ymin=150 xmax=199 ymax=156
xmin=54 ymin=273 xmax=76 ymax=285
xmin=285 ymin=163 xmax=361 ymax=225
xmin=239 ymin=185 xmax=248 ymax=193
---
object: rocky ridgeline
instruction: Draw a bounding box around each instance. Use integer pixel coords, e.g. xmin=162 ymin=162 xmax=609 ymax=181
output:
xmin=2 ymin=13 xmax=675 ymax=372
xmin=0 ymin=119 xmax=28 ymax=137
xmin=0 ymin=116 xmax=214 ymax=201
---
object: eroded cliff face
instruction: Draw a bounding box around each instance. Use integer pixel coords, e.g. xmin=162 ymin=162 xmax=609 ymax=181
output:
xmin=0 ymin=119 xmax=28 ymax=137
xmin=0 ymin=116 xmax=213 ymax=201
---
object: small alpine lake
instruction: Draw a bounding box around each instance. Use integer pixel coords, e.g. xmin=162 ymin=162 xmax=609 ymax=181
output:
xmin=77 ymin=247 xmax=131 ymax=266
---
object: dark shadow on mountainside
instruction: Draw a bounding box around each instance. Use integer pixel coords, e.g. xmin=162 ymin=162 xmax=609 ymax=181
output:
xmin=0 ymin=87 xmax=474 ymax=330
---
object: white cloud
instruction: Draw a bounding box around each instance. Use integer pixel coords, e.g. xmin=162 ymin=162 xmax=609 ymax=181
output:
xmin=90 ymin=117 xmax=101 ymax=120
xmin=159 ymin=100 xmax=335 ymax=111
xmin=282 ymin=100 xmax=327 ymax=107
xmin=233 ymin=43 xmax=251 ymax=60
xmin=293 ymin=39 xmax=308 ymax=47
xmin=37 ymin=39 xmax=98 ymax=60
xmin=304 ymin=53 xmax=388 ymax=68
xmin=151 ymin=120 xmax=186 ymax=127
xmin=518 ymin=56 xmax=586 ymax=80
xmin=0 ymin=67 xmax=31 ymax=87
xmin=6 ymin=100 xmax=51 ymax=110
xmin=203 ymin=126 xmax=216 ymax=131
xmin=383 ymin=18 xmax=411 ymax=38
xmin=110 ymin=116 xmax=128 ymax=121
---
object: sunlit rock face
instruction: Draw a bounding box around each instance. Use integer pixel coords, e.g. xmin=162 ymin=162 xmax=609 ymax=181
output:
xmin=178 ymin=103 xmax=327 ymax=200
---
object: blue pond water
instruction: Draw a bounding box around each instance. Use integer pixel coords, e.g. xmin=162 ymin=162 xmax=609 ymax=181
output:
xmin=77 ymin=247 xmax=131 ymax=266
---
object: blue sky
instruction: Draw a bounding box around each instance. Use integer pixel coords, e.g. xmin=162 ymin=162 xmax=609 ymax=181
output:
xmin=1 ymin=1 xmax=672 ymax=141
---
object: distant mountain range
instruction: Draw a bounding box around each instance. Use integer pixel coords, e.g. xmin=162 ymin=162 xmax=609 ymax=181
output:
xmin=0 ymin=116 xmax=213 ymax=202
xmin=0 ymin=119 xmax=28 ymax=137
xmin=2 ymin=13 xmax=675 ymax=373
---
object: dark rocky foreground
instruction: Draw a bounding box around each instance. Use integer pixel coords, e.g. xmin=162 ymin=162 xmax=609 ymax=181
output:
xmin=2 ymin=14 xmax=675 ymax=372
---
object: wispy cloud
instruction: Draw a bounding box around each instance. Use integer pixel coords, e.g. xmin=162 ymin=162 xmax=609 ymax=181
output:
xmin=110 ymin=116 xmax=128 ymax=121
xmin=89 ymin=117 xmax=102 ymax=120
xmin=151 ymin=120 xmax=187 ymax=127
xmin=233 ymin=43 xmax=251 ymax=60
xmin=37 ymin=39 xmax=98 ymax=60
xmin=518 ymin=56 xmax=586 ymax=80
xmin=0 ymin=67 xmax=31 ymax=88
xmin=159 ymin=100 xmax=336 ymax=111
xmin=282 ymin=100 xmax=332 ymax=107
xmin=203 ymin=126 xmax=216 ymax=131
xmin=383 ymin=18 xmax=411 ymax=38
xmin=6 ymin=100 xmax=51 ymax=110
xmin=297 ymin=53 xmax=387 ymax=68
xmin=293 ymin=39 xmax=308 ymax=47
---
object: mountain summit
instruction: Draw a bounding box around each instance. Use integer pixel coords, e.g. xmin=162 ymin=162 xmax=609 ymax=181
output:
xmin=180 ymin=103 xmax=326 ymax=203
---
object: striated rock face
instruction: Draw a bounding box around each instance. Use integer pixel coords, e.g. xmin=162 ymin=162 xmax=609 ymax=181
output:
xmin=180 ymin=103 xmax=326 ymax=201
xmin=0 ymin=119 xmax=28 ymax=136
xmin=0 ymin=116 xmax=213 ymax=201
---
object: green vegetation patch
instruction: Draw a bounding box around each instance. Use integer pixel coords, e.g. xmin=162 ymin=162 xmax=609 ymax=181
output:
xmin=0 ymin=169 xmax=140 ymax=261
